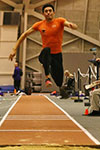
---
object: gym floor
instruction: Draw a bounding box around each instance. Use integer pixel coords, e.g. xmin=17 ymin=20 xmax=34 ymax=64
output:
xmin=47 ymin=94 xmax=100 ymax=142
xmin=0 ymin=93 xmax=100 ymax=146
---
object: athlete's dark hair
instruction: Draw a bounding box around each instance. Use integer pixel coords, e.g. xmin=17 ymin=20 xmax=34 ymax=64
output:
xmin=42 ymin=4 xmax=55 ymax=13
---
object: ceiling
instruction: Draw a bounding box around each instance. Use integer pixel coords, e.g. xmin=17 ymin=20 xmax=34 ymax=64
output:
xmin=0 ymin=0 xmax=55 ymax=12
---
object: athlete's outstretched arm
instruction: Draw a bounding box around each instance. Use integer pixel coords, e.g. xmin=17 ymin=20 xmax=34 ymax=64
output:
xmin=64 ymin=20 xmax=78 ymax=30
xmin=9 ymin=27 xmax=35 ymax=61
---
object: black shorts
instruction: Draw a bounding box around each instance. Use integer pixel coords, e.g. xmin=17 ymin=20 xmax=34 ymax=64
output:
xmin=39 ymin=47 xmax=64 ymax=87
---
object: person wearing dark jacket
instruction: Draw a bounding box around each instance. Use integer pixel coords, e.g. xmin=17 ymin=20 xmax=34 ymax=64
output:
xmin=60 ymin=70 xmax=75 ymax=99
xmin=12 ymin=62 xmax=22 ymax=92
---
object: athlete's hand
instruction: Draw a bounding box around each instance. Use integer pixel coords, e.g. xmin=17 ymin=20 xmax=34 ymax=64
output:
xmin=69 ymin=23 xmax=78 ymax=30
xmin=9 ymin=48 xmax=16 ymax=61
xmin=9 ymin=53 xmax=15 ymax=61
xmin=64 ymin=21 xmax=78 ymax=30
xmin=96 ymin=58 xmax=100 ymax=62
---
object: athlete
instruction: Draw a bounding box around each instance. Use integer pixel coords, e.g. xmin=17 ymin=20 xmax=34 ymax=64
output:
xmin=9 ymin=3 xmax=77 ymax=88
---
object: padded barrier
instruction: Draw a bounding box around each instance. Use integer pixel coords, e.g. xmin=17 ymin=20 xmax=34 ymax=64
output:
xmin=0 ymin=85 xmax=14 ymax=93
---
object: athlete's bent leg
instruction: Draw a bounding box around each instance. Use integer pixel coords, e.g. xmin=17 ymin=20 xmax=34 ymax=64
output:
xmin=38 ymin=47 xmax=52 ymax=87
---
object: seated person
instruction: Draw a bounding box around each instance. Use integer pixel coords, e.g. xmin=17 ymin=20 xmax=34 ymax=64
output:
xmin=60 ymin=70 xmax=75 ymax=99
xmin=88 ymin=83 xmax=100 ymax=116
xmin=87 ymin=57 xmax=100 ymax=116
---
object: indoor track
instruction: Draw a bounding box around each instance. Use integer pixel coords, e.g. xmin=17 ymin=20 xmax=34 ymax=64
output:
xmin=0 ymin=95 xmax=99 ymax=146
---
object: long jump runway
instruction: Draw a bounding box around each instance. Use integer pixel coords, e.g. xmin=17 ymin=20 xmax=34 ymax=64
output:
xmin=0 ymin=95 xmax=99 ymax=146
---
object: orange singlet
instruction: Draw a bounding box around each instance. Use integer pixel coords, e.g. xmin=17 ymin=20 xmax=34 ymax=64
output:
xmin=32 ymin=17 xmax=66 ymax=54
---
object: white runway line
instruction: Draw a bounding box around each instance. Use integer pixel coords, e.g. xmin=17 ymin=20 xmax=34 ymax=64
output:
xmin=44 ymin=95 xmax=100 ymax=145
xmin=0 ymin=95 xmax=21 ymax=127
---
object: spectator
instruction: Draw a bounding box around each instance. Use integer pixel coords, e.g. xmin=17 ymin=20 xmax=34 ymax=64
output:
xmin=60 ymin=70 xmax=75 ymax=99
xmin=12 ymin=62 xmax=23 ymax=92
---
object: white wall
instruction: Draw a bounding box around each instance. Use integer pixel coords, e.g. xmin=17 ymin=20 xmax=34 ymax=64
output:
xmin=0 ymin=12 xmax=18 ymax=85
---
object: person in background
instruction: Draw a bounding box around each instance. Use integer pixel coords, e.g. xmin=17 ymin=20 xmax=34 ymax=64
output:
xmin=88 ymin=86 xmax=100 ymax=116
xmin=9 ymin=3 xmax=77 ymax=91
xmin=12 ymin=62 xmax=23 ymax=93
xmin=59 ymin=70 xmax=75 ymax=99
xmin=87 ymin=57 xmax=100 ymax=116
